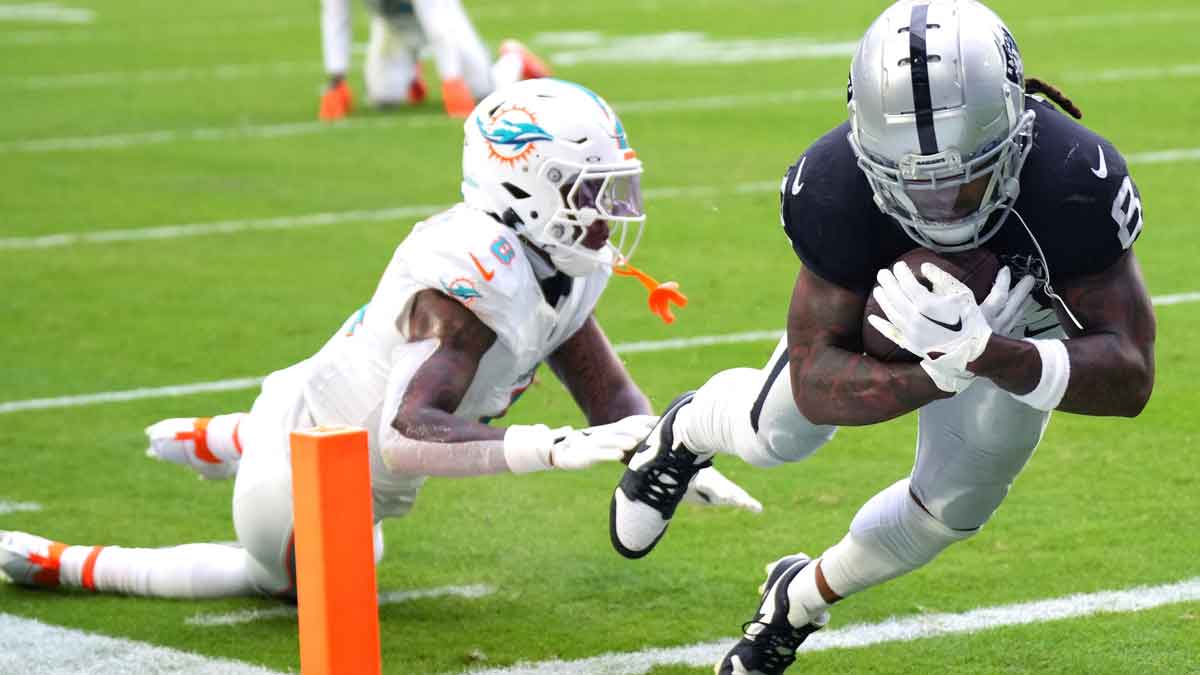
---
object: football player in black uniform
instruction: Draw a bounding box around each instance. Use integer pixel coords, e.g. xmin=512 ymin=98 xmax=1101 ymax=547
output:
xmin=608 ymin=1 xmax=1155 ymax=673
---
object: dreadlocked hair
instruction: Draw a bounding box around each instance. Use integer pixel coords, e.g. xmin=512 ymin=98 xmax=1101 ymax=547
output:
xmin=1026 ymin=77 xmax=1082 ymax=119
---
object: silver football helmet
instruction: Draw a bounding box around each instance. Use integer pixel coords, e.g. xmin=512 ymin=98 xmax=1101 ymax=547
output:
xmin=847 ymin=0 xmax=1035 ymax=251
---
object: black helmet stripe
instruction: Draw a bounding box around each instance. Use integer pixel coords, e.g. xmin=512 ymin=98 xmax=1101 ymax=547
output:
xmin=908 ymin=3 xmax=939 ymax=154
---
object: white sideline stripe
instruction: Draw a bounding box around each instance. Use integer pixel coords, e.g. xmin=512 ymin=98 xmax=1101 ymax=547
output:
xmin=1 ymin=287 xmax=1196 ymax=416
xmin=466 ymin=577 xmax=1200 ymax=675
xmin=613 ymin=330 xmax=782 ymax=354
xmin=0 ymin=377 xmax=265 ymax=414
xmin=0 ymin=181 xmax=777 ymax=251
xmin=0 ymin=501 xmax=43 ymax=515
xmin=0 ymin=612 xmax=283 ymax=675
xmin=0 ymin=3 xmax=93 ymax=24
xmin=185 ymin=584 xmax=496 ymax=627
xmin=1066 ymin=63 xmax=1200 ymax=83
xmin=0 ymin=331 xmax=789 ymax=415
xmin=0 ymin=205 xmax=446 ymax=250
xmin=6 ymin=48 xmax=1200 ymax=153
xmin=1152 ymin=291 xmax=1200 ymax=307
xmin=0 ymin=137 xmax=1195 ymax=250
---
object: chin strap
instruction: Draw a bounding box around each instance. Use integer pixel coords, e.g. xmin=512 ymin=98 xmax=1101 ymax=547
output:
xmin=613 ymin=259 xmax=688 ymax=324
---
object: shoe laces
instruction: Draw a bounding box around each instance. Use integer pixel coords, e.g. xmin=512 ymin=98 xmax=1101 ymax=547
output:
xmin=639 ymin=444 xmax=706 ymax=511
xmin=738 ymin=620 xmax=810 ymax=671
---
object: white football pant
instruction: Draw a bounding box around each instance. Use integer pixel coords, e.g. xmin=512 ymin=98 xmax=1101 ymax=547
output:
xmin=679 ymin=335 xmax=1050 ymax=604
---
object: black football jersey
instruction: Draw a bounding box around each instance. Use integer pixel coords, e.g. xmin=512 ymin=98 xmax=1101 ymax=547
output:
xmin=780 ymin=97 xmax=1144 ymax=305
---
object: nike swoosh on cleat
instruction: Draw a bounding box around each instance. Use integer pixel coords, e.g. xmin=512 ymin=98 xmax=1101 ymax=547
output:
xmin=921 ymin=312 xmax=962 ymax=332
xmin=1091 ymin=144 xmax=1108 ymax=179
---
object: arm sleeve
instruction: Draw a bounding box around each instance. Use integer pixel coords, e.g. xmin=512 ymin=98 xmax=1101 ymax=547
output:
xmin=381 ymin=434 xmax=510 ymax=477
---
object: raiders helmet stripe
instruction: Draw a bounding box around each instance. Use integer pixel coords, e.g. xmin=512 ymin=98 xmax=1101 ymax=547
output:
xmin=908 ymin=3 xmax=939 ymax=155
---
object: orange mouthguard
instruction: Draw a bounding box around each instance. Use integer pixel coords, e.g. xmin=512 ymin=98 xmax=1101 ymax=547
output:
xmin=613 ymin=260 xmax=688 ymax=324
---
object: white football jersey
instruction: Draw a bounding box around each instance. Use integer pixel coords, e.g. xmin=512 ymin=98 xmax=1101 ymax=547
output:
xmin=297 ymin=204 xmax=610 ymax=515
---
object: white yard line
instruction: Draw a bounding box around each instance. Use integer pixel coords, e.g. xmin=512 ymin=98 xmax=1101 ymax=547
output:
xmin=0 ymin=142 xmax=1193 ymax=251
xmin=186 ymin=584 xmax=496 ymax=627
xmin=0 ymin=377 xmax=265 ymax=415
xmin=2 ymin=287 xmax=1197 ymax=416
xmin=0 ymin=180 xmax=775 ymax=251
xmin=0 ymin=332 xmax=785 ymax=415
xmin=0 ymin=612 xmax=284 ymax=675
xmin=0 ymin=204 xmax=447 ymax=251
xmin=5 ymin=49 xmax=1200 ymax=152
xmin=0 ymin=3 xmax=93 ymax=24
xmin=465 ymin=576 xmax=1200 ymax=675
xmin=0 ymin=501 xmax=43 ymax=515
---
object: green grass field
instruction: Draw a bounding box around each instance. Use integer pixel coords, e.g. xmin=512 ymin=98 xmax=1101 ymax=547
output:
xmin=2 ymin=0 xmax=1199 ymax=673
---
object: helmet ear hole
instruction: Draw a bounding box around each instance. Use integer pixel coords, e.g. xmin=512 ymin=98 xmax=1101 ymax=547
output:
xmin=501 ymin=182 xmax=531 ymax=199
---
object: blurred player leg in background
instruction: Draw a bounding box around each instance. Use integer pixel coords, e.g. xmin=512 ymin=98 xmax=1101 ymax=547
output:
xmin=365 ymin=13 xmax=426 ymax=108
xmin=412 ymin=0 xmax=549 ymax=118
xmin=320 ymin=0 xmax=354 ymax=120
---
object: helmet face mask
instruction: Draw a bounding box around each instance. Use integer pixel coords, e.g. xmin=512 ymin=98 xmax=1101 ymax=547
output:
xmin=461 ymin=79 xmax=645 ymax=276
xmin=847 ymin=0 xmax=1034 ymax=251
xmin=849 ymin=108 xmax=1034 ymax=250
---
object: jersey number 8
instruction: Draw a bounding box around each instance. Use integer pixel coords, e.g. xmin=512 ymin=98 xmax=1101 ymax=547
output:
xmin=1111 ymin=175 xmax=1143 ymax=250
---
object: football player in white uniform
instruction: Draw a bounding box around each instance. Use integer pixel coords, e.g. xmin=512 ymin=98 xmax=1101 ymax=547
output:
xmin=320 ymin=0 xmax=550 ymax=120
xmin=0 ymin=79 xmax=758 ymax=600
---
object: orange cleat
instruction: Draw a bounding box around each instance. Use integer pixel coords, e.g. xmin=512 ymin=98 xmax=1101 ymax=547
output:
xmin=441 ymin=77 xmax=475 ymax=118
xmin=319 ymin=80 xmax=354 ymax=121
xmin=614 ymin=260 xmax=688 ymax=324
xmin=499 ymin=39 xmax=552 ymax=80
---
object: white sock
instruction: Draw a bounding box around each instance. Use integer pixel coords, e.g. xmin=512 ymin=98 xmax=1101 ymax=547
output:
xmin=786 ymin=561 xmax=832 ymax=626
xmin=819 ymin=479 xmax=973 ymax=598
xmin=58 ymin=543 xmax=256 ymax=598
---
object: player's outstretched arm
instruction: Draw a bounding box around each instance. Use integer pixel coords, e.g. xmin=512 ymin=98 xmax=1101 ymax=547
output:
xmin=968 ymin=251 xmax=1155 ymax=417
xmin=787 ymin=266 xmax=951 ymax=427
xmin=390 ymin=289 xmax=503 ymax=445
xmin=382 ymin=291 xmax=652 ymax=476
xmin=545 ymin=315 xmax=652 ymax=425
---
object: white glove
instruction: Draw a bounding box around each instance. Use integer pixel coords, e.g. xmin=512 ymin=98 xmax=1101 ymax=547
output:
xmin=979 ymin=266 xmax=1038 ymax=337
xmin=684 ymin=466 xmax=763 ymax=513
xmin=549 ymin=415 xmax=659 ymax=471
xmin=867 ymin=261 xmax=994 ymax=393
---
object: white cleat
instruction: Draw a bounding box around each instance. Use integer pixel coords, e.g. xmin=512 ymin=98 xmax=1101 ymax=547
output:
xmin=0 ymin=531 xmax=65 ymax=588
xmin=145 ymin=416 xmax=242 ymax=480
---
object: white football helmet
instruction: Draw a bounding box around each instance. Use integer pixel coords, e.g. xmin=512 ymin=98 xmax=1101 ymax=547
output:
xmin=847 ymin=0 xmax=1035 ymax=251
xmin=461 ymin=78 xmax=644 ymax=277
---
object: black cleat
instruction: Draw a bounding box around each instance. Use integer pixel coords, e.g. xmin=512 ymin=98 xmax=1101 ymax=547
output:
xmin=609 ymin=391 xmax=711 ymax=559
xmin=716 ymin=554 xmax=828 ymax=675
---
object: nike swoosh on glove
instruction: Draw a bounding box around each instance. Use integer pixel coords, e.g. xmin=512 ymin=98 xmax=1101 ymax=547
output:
xmin=550 ymin=414 xmax=659 ymax=471
xmin=867 ymin=261 xmax=994 ymax=393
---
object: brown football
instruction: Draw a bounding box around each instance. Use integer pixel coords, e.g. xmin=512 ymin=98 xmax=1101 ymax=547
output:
xmin=862 ymin=247 xmax=1001 ymax=362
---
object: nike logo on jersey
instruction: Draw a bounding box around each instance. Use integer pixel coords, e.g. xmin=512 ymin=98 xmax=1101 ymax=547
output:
xmin=921 ymin=312 xmax=962 ymax=332
xmin=1091 ymin=145 xmax=1108 ymax=179
xmin=1023 ymin=323 xmax=1059 ymax=338
xmin=469 ymin=252 xmax=495 ymax=281
xmin=791 ymin=156 xmax=807 ymax=196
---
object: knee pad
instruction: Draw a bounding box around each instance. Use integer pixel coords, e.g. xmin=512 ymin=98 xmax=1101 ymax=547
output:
xmin=820 ymin=479 xmax=974 ymax=597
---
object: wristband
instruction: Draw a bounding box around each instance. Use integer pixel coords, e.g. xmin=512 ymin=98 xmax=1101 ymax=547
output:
xmin=1012 ymin=338 xmax=1070 ymax=411
xmin=502 ymin=424 xmax=556 ymax=473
